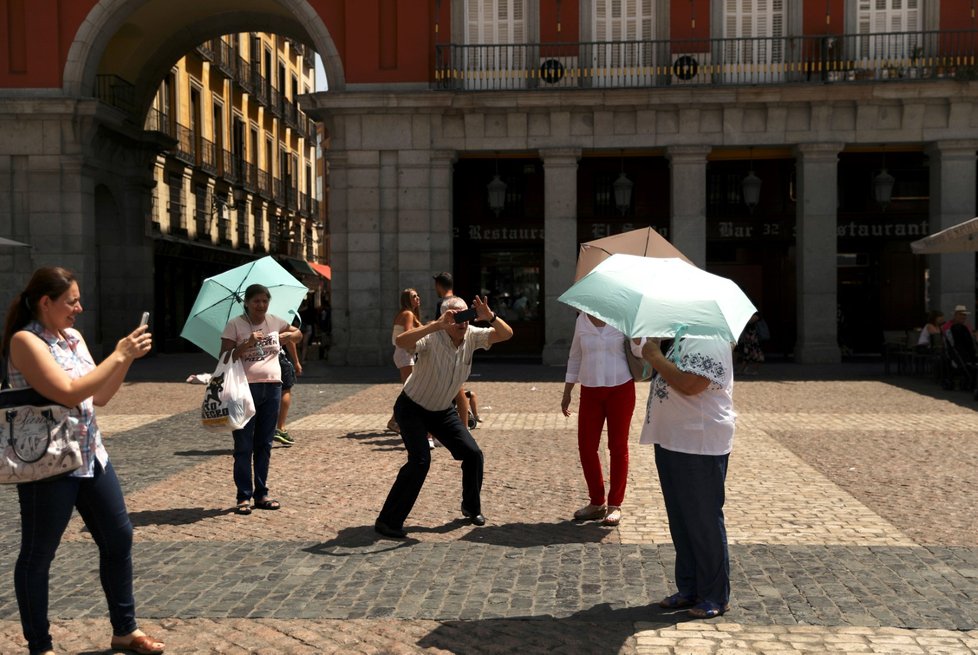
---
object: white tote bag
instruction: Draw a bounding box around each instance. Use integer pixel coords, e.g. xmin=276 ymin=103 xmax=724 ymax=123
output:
xmin=201 ymin=352 xmax=256 ymax=433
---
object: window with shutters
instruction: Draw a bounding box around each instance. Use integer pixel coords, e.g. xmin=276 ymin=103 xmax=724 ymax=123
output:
xmin=721 ymin=0 xmax=785 ymax=82
xmin=590 ymin=0 xmax=655 ymax=84
xmin=463 ymin=0 xmax=527 ymax=89
xmin=856 ymin=0 xmax=920 ymax=61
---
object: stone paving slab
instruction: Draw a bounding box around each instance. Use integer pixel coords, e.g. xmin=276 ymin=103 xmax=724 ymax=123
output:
xmin=1 ymin=540 xmax=976 ymax=628
xmin=0 ymin=619 xmax=976 ymax=654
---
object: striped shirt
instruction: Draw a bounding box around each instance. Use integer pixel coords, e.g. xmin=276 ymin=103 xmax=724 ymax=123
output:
xmin=402 ymin=326 xmax=492 ymax=411
xmin=6 ymin=321 xmax=106 ymax=477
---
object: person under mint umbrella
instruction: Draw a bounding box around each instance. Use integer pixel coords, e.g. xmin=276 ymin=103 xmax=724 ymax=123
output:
xmin=220 ymin=283 xmax=301 ymax=515
xmin=638 ymin=334 xmax=736 ymax=620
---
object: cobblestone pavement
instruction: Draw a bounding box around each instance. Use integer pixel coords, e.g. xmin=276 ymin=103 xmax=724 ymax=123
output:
xmin=1 ymin=357 xmax=977 ymax=653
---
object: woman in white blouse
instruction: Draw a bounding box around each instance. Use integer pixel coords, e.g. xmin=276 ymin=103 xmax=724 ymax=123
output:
xmin=561 ymin=312 xmax=637 ymax=526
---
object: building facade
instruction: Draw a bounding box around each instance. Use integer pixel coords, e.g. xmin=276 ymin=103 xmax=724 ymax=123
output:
xmin=304 ymin=0 xmax=978 ymax=365
xmin=146 ymin=33 xmax=324 ymax=350
xmin=0 ymin=0 xmax=976 ymax=364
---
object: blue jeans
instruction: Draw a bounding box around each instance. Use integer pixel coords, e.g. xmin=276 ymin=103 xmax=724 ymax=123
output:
xmin=232 ymin=382 xmax=281 ymax=503
xmin=654 ymin=444 xmax=730 ymax=607
xmin=16 ymin=460 xmax=136 ymax=655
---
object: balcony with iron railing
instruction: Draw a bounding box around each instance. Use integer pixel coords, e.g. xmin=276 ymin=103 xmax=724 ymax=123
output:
xmin=199 ymin=137 xmax=218 ymax=175
xmin=257 ymin=170 xmax=272 ymax=199
xmin=269 ymin=87 xmax=283 ymax=118
xmin=95 ymin=75 xmax=136 ymax=113
xmin=273 ymin=178 xmax=286 ymax=206
xmin=434 ymin=30 xmax=978 ymax=91
xmin=174 ymin=124 xmax=196 ymax=165
xmin=221 ymin=149 xmax=241 ymax=184
xmin=242 ymin=161 xmax=258 ymax=193
xmin=237 ymin=57 xmax=255 ymax=94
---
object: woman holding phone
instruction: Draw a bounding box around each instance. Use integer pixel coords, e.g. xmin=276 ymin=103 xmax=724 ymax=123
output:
xmin=2 ymin=267 xmax=164 ymax=655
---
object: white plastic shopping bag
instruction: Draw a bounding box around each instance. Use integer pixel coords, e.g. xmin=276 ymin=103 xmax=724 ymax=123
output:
xmin=201 ymin=351 xmax=256 ymax=433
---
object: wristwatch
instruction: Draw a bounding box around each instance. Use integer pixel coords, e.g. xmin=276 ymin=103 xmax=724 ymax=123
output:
xmin=489 ymin=312 xmax=498 ymax=323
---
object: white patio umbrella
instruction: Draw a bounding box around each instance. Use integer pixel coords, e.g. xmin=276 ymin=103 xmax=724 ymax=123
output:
xmin=910 ymin=216 xmax=978 ymax=254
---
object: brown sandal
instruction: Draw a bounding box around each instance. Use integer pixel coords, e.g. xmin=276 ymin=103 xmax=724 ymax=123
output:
xmin=110 ymin=633 xmax=165 ymax=654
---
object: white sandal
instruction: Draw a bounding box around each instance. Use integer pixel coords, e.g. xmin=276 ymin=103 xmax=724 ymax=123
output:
xmin=602 ymin=506 xmax=622 ymax=526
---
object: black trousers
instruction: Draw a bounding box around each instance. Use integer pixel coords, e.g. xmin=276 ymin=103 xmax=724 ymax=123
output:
xmin=378 ymin=392 xmax=484 ymax=530
xmin=654 ymin=444 xmax=730 ymax=607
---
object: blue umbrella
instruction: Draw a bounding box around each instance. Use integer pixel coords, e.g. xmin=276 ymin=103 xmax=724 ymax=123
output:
xmin=557 ymin=254 xmax=757 ymax=344
xmin=180 ymin=256 xmax=309 ymax=358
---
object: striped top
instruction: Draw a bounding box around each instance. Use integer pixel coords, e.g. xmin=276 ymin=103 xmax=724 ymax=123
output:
xmin=6 ymin=321 xmax=106 ymax=477
xmin=402 ymin=327 xmax=492 ymax=411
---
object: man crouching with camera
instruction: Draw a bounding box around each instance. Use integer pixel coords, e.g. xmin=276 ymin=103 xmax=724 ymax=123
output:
xmin=375 ymin=295 xmax=513 ymax=539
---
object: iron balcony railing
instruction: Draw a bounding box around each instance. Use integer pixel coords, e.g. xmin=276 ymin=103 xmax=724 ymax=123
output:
xmin=221 ymin=149 xmax=240 ymax=184
xmin=95 ymin=75 xmax=136 ymax=113
xmin=257 ymin=170 xmax=272 ymax=199
xmin=237 ymin=57 xmax=255 ymax=94
xmin=434 ymin=29 xmax=978 ymax=91
xmin=199 ymin=137 xmax=217 ymax=175
xmin=242 ymin=162 xmax=258 ymax=193
xmin=174 ymin=124 xmax=196 ymax=165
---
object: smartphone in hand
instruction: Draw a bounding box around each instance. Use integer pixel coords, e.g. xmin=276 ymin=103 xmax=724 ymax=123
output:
xmin=139 ymin=311 xmax=150 ymax=327
xmin=453 ymin=308 xmax=478 ymax=324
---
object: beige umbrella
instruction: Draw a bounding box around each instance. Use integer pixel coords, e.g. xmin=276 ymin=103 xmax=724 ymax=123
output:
xmin=910 ymin=216 xmax=978 ymax=254
xmin=574 ymin=226 xmax=692 ymax=281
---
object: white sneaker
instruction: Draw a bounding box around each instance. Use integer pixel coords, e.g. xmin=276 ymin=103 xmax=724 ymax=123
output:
xmin=428 ymin=437 xmax=436 ymax=449
xmin=573 ymin=503 xmax=607 ymax=521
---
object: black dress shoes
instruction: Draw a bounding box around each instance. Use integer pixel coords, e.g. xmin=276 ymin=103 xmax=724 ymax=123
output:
xmin=374 ymin=519 xmax=407 ymax=539
xmin=460 ymin=505 xmax=487 ymax=526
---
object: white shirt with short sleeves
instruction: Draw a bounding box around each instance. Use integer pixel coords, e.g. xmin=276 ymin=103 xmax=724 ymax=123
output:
xmin=564 ymin=312 xmax=633 ymax=388
xmin=639 ymin=336 xmax=736 ymax=456
xmin=403 ymin=326 xmax=492 ymax=411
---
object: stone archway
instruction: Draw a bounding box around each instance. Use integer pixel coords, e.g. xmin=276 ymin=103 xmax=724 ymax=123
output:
xmin=62 ymin=0 xmax=345 ymax=101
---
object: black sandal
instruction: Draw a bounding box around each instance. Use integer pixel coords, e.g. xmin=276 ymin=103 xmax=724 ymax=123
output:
xmin=235 ymin=503 xmax=252 ymax=515
xmin=254 ymin=498 xmax=281 ymax=510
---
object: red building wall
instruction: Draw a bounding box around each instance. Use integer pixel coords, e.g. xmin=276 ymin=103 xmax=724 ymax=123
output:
xmin=3 ymin=0 xmax=978 ymax=91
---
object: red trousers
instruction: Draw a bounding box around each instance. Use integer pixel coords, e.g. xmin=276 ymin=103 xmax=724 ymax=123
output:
xmin=578 ymin=379 xmax=635 ymax=507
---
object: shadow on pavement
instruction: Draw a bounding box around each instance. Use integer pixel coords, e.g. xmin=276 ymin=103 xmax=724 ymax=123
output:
xmin=127 ymin=507 xmax=233 ymax=527
xmin=417 ymin=602 xmax=691 ymax=654
xmin=304 ymin=525 xmax=419 ymax=555
xmin=173 ymin=448 xmax=233 ymax=457
xmin=459 ymin=521 xmax=614 ymax=547
xmin=343 ymin=430 xmax=404 ymax=450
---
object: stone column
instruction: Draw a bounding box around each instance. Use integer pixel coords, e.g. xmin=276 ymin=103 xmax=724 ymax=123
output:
xmin=794 ymin=142 xmax=843 ymax=364
xmin=428 ymin=150 xmax=456 ymax=288
xmin=926 ymin=141 xmax=978 ymax=315
xmin=541 ymin=148 xmax=581 ymax=366
xmin=666 ymin=145 xmax=711 ymax=267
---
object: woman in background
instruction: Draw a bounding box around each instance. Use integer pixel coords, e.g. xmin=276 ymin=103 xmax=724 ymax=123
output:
xmin=561 ymin=312 xmax=636 ymax=527
xmin=388 ymin=289 xmax=436 ymax=448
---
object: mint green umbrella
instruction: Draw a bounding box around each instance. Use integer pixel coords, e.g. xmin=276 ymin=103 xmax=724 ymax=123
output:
xmin=557 ymin=254 xmax=757 ymax=343
xmin=180 ymin=256 xmax=309 ymax=358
